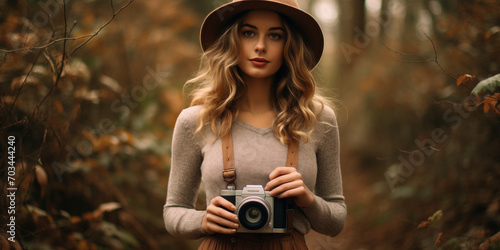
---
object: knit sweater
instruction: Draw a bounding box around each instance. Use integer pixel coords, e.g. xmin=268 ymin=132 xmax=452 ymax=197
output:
xmin=163 ymin=105 xmax=346 ymax=239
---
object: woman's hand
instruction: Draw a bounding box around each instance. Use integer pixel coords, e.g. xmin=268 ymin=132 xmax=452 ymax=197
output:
xmin=265 ymin=167 xmax=314 ymax=208
xmin=201 ymin=196 xmax=239 ymax=234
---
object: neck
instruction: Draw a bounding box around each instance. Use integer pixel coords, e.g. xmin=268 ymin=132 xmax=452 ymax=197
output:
xmin=239 ymin=75 xmax=274 ymax=113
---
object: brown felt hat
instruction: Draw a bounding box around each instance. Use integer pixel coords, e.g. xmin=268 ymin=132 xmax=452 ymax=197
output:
xmin=200 ymin=0 xmax=324 ymax=69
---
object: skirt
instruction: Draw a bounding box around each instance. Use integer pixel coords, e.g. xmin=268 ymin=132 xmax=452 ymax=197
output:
xmin=198 ymin=230 xmax=308 ymax=250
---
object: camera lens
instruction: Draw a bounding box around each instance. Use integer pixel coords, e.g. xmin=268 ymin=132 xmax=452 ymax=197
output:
xmin=246 ymin=207 xmax=262 ymax=223
xmin=237 ymin=197 xmax=270 ymax=230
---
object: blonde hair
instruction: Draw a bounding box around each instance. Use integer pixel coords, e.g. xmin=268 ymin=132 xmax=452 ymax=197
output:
xmin=187 ymin=13 xmax=330 ymax=144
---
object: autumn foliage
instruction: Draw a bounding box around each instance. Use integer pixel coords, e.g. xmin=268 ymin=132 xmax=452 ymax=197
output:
xmin=1 ymin=0 xmax=198 ymax=249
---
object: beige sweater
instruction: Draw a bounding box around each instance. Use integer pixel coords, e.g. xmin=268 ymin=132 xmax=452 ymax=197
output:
xmin=163 ymin=105 xmax=346 ymax=239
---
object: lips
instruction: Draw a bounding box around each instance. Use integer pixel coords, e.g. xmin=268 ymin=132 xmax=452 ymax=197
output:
xmin=249 ymin=57 xmax=269 ymax=67
xmin=250 ymin=57 xmax=269 ymax=62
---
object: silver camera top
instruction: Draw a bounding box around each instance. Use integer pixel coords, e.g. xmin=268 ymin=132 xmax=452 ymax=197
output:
xmin=241 ymin=185 xmax=266 ymax=195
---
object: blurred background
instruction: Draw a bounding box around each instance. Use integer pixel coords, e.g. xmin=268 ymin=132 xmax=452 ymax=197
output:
xmin=1 ymin=0 xmax=499 ymax=249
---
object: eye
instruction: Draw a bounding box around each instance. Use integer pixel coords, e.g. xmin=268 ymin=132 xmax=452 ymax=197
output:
xmin=242 ymin=30 xmax=255 ymax=37
xmin=269 ymin=33 xmax=283 ymax=40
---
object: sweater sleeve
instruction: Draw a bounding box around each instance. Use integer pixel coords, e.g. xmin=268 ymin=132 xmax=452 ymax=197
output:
xmin=163 ymin=107 xmax=206 ymax=239
xmin=301 ymin=107 xmax=347 ymax=237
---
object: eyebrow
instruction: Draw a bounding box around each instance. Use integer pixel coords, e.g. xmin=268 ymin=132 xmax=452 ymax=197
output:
xmin=240 ymin=23 xmax=285 ymax=32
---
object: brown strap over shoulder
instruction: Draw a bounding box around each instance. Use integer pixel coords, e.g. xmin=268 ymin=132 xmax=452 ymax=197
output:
xmin=222 ymin=132 xmax=236 ymax=187
xmin=221 ymin=132 xmax=299 ymax=189
xmin=286 ymin=139 xmax=299 ymax=168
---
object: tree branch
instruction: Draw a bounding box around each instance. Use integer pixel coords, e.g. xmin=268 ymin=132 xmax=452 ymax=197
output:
xmin=384 ymin=33 xmax=457 ymax=80
xmin=69 ymin=0 xmax=134 ymax=56
xmin=16 ymin=0 xmax=133 ymax=118
xmin=0 ymin=0 xmax=134 ymax=54
xmin=31 ymin=0 xmax=70 ymax=118
xmin=7 ymin=51 xmax=43 ymax=114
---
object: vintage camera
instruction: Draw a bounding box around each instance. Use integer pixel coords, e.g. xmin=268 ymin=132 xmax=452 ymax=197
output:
xmin=221 ymin=185 xmax=292 ymax=233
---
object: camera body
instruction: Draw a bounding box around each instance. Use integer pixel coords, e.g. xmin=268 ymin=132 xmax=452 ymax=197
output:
xmin=221 ymin=185 xmax=291 ymax=233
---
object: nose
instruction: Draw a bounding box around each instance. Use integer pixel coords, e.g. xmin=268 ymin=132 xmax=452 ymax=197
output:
xmin=254 ymin=36 xmax=266 ymax=53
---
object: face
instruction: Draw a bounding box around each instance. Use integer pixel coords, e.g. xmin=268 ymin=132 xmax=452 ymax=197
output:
xmin=237 ymin=10 xmax=285 ymax=81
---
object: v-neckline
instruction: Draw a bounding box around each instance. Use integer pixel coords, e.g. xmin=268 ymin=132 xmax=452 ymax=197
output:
xmin=234 ymin=119 xmax=274 ymax=135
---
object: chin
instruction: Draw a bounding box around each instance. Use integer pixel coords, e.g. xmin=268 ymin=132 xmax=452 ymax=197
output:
xmin=249 ymin=73 xmax=274 ymax=79
xmin=245 ymin=69 xmax=280 ymax=80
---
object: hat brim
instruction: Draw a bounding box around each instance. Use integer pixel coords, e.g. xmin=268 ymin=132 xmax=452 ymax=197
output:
xmin=200 ymin=1 xmax=324 ymax=69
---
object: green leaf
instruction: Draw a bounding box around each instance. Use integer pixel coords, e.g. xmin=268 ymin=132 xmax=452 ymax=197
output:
xmin=471 ymin=74 xmax=500 ymax=95
xmin=428 ymin=210 xmax=443 ymax=224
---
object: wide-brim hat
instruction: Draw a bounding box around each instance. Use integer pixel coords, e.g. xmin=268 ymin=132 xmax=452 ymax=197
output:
xmin=200 ymin=0 xmax=324 ymax=69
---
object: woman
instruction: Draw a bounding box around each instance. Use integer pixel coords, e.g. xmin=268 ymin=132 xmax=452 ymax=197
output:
xmin=164 ymin=0 xmax=346 ymax=249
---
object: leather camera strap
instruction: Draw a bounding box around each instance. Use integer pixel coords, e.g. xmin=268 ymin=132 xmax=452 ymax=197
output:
xmin=221 ymin=131 xmax=299 ymax=189
xmin=222 ymin=131 xmax=236 ymax=186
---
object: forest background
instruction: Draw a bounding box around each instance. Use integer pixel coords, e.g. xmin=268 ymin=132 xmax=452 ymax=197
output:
xmin=0 ymin=0 xmax=499 ymax=249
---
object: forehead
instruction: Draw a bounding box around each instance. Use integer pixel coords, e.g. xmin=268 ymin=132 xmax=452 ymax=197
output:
xmin=241 ymin=10 xmax=283 ymax=27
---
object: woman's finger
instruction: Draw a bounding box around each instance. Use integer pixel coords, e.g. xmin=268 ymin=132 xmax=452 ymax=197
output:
xmin=201 ymin=196 xmax=240 ymax=235
xmin=268 ymin=166 xmax=295 ymax=180
xmin=211 ymin=196 xmax=236 ymax=211
xmin=204 ymin=216 xmax=238 ymax=234
xmin=277 ymin=185 xmax=308 ymax=198
xmin=267 ymin=180 xmax=302 ymax=197
xmin=265 ymin=170 xmax=301 ymax=191
xmin=207 ymin=203 xmax=238 ymax=223
xmin=205 ymin=211 xmax=239 ymax=229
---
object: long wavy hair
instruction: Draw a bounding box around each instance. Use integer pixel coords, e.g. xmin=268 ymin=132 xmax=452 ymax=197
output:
xmin=187 ymin=12 xmax=331 ymax=144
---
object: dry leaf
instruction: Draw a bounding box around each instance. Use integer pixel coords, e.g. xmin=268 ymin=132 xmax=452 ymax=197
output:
xmin=70 ymin=216 xmax=82 ymax=224
xmin=10 ymin=75 xmax=41 ymax=91
xmin=53 ymin=100 xmax=64 ymax=115
xmin=0 ymin=237 xmax=9 ymax=250
xmin=117 ymin=129 xmax=135 ymax=145
xmin=83 ymin=202 xmax=122 ymax=221
xmin=456 ymin=74 xmax=477 ymax=88
xmin=76 ymin=240 xmax=97 ymax=250
xmin=473 ymin=230 xmax=487 ymax=238
xmin=0 ymin=235 xmax=22 ymax=250
xmin=97 ymin=202 xmax=121 ymax=213
xmin=480 ymin=231 xmax=500 ymax=250
xmin=26 ymin=205 xmax=54 ymax=226
xmin=99 ymin=75 xmax=122 ymax=93
xmin=35 ymin=165 xmax=48 ymax=198
xmin=417 ymin=221 xmax=430 ymax=229
xmin=483 ymin=99 xmax=492 ymax=113
xmin=27 ymin=205 xmax=48 ymax=217
xmin=435 ymin=232 xmax=443 ymax=246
